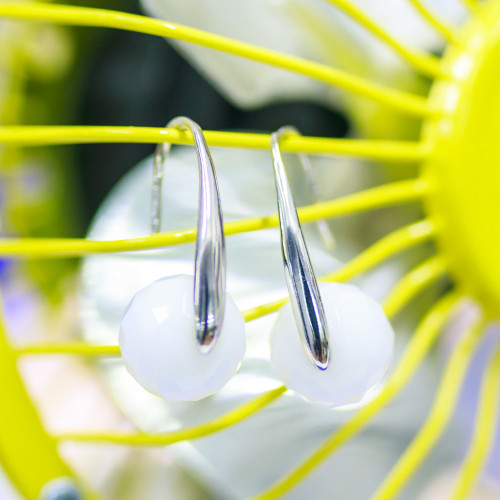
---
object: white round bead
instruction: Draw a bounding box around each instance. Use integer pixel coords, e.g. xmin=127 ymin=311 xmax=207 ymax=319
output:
xmin=271 ymin=282 xmax=394 ymax=407
xmin=119 ymin=274 xmax=246 ymax=401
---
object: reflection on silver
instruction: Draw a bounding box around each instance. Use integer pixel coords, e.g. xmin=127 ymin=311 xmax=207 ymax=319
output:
xmin=271 ymin=126 xmax=330 ymax=370
xmin=151 ymin=116 xmax=226 ymax=353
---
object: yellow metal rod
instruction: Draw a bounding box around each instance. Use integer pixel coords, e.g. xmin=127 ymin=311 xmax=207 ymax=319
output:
xmin=382 ymin=255 xmax=447 ymax=318
xmin=450 ymin=337 xmax=500 ymax=500
xmin=0 ymin=297 xmax=103 ymax=499
xmin=460 ymin=0 xmax=479 ymax=12
xmin=0 ymin=126 xmax=430 ymax=161
xmin=53 ymin=385 xmax=286 ymax=445
xmin=248 ymin=291 xmax=464 ymax=500
xmin=0 ymin=3 xmax=431 ymax=117
xmin=371 ymin=316 xmax=486 ymax=500
xmin=407 ymin=0 xmax=458 ymax=43
xmin=0 ymin=179 xmax=427 ymax=258
xmin=323 ymin=0 xmax=442 ymax=76
xmin=13 ymin=343 xmax=121 ymax=357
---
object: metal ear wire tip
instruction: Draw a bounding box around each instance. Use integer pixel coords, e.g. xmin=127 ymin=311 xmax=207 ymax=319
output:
xmin=270 ymin=126 xmax=331 ymax=371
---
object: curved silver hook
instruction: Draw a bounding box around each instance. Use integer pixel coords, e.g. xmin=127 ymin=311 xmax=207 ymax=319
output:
xmin=271 ymin=126 xmax=330 ymax=371
xmin=151 ymin=116 xmax=226 ymax=353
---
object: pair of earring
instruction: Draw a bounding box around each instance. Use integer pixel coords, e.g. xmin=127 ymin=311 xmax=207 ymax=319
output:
xmin=119 ymin=117 xmax=394 ymax=407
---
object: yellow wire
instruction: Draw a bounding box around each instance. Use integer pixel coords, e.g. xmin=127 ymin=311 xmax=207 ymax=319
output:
xmin=0 ymin=296 xmax=103 ymax=499
xmin=460 ymin=0 xmax=479 ymax=12
xmin=383 ymin=255 xmax=447 ymax=318
xmin=407 ymin=0 xmax=458 ymax=43
xmin=321 ymin=219 xmax=435 ymax=282
xmin=323 ymin=0 xmax=442 ymax=76
xmin=450 ymin=337 xmax=500 ymax=500
xmin=36 ymin=241 xmax=444 ymax=446
xmin=0 ymin=3 xmax=431 ymax=117
xmin=13 ymin=343 xmax=121 ymax=357
xmin=248 ymin=291 xmax=464 ymax=500
xmin=370 ymin=316 xmax=486 ymax=500
xmin=0 ymin=126 xmax=430 ymax=161
xmin=54 ymin=385 xmax=286 ymax=445
xmin=0 ymin=179 xmax=428 ymax=258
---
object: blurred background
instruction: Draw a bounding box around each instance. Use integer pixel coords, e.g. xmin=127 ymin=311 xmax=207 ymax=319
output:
xmin=1 ymin=0 xmax=500 ymax=499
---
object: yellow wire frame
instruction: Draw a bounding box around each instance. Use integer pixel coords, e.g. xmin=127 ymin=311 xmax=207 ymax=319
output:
xmin=54 ymin=386 xmax=287 ymax=445
xmin=460 ymin=0 xmax=479 ymax=12
xmin=370 ymin=316 xmax=487 ymax=500
xmin=248 ymin=291 xmax=464 ymax=500
xmin=0 ymin=179 xmax=428 ymax=258
xmin=450 ymin=337 xmax=500 ymax=500
xmin=382 ymin=254 xmax=447 ymax=319
xmin=45 ymin=241 xmax=446 ymax=446
xmin=407 ymin=0 xmax=458 ymax=43
xmin=0 ymin=3 xmax=431 ymax=117
xmin=0 ymin=296 xmax=103 ymax=500
xmin=323 ymin=0 xmax=442 ymax=77
xmin=0 ymin=126 xmax=430 ymax=161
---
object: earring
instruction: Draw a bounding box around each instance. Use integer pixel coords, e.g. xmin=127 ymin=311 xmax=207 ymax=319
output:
xmin=119 ymin=117 xmax=246 ymax=401
xmin=269 ymin=126 xmax=394 ymax=407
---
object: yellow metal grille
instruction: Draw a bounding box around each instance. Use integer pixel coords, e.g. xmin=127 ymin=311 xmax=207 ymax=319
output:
xmin=0 ymin=1 xmax=499 ymax=500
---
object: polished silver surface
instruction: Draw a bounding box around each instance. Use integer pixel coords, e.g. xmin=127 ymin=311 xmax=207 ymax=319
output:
xmin=151 ymin=116 xmax=226 ymax=353
xmin=271 ymin=126 xmax=330 ymax=370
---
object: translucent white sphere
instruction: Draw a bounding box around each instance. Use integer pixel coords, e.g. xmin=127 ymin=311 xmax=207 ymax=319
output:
xmin=119 ymin=274 xmax=246 ymax=401
xmin=271 ymin=282 xmax=394 ymax=407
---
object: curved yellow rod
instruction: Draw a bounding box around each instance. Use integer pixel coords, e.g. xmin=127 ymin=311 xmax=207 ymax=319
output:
xmin=322 ymin=219 xmax=435 ymax=282
xmin=0 ymin=298 xmax=103 ymax=499
xmin=13 ymin=343 xmax=121 ymax=357
xmin=0 ymin=179 xmax=427 ymax=258
xmin=0 ymin=126 xmax=430 ymax=161
xmin=407 ymin=0 xmax=458 ymax=43
xmin=242 ymin=219 xmax=435 ymax=322
xmin=324 ymin=0 xmax=442 ymax=76
xmin=248 ymin=291 xmax=464 ymax=500
xmin=450 ymin=338 xmax=500 ymax=500
xmin=382 ymin=255 xmax=447 ymax=318
xmin=460 ymin=0 xmax=479 ymax=12
xmin=53 ymin=385 xmax=286 ymax=445
xmin=371 ymin=316 xmax=486 ymax=500
xmin=0 ymin=3 xmax=430 ymax=117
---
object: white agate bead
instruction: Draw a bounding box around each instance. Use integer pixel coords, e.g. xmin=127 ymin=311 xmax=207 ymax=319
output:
xmin=119 ymin=274 xmax=245 ymax=401
xmin=271 ymin=282 xmax=394 ymax=407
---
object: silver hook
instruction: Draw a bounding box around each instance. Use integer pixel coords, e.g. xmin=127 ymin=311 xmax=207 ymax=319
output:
xmin=271 ymin=126 xmax=330 ymax=371
xmin=151 ymin=117 xmax=226 ymax=353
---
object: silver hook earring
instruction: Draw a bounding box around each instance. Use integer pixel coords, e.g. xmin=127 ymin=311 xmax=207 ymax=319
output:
xmin=270 ymin=126 xmax=394 ymax=407
xmin=151 ymin=116 xmax=226 ymax=352
xmin=270 ymin=126 xmax=331 ymax=370
xmin=119 ymin=117 xmax=245 ymax=401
